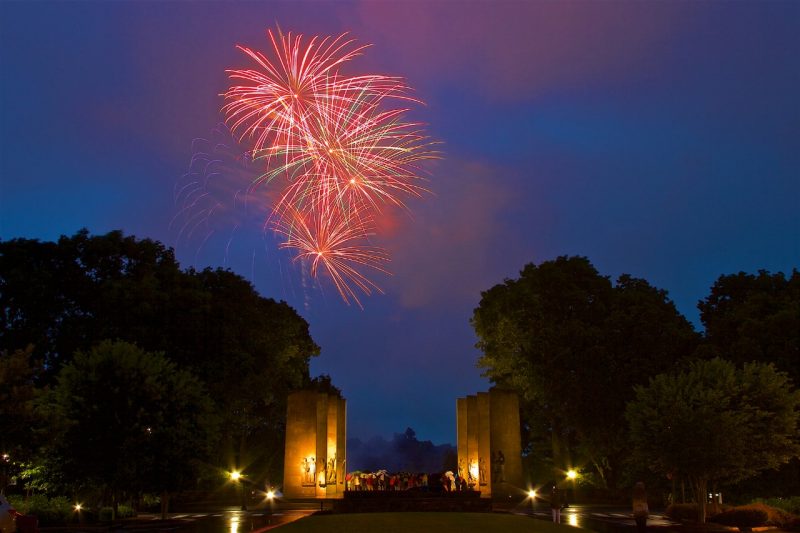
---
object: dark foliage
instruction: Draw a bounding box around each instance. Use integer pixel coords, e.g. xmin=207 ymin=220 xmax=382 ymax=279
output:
xmin=710 ymin=506 xmax=770 ymax=528
xmin=698 ymin=269 xmax=800 ymax=383
xmin=0 ymin=229 xmax=321 ymax=489
xmin=472 ymin=256 xmax=699 ymax=490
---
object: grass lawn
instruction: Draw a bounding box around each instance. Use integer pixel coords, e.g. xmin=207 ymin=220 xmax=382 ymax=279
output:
xmin=275 ymin=512 xmax=594 ymax=533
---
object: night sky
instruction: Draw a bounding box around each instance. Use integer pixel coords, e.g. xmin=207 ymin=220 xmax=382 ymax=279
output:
xmin=1 ymin=1 xmax=798 ymax=446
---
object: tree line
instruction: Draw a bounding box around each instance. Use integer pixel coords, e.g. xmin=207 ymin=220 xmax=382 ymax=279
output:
xmin=0 ymin=229 xmax=331 ymax=516
xmin=347 ymin=428 xmax=457 ymax=474
xmin=471 ymin=256 xmax=799 ymax=522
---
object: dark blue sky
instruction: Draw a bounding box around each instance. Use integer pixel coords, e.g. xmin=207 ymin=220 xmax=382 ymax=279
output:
xmin=2 ymin=1 xmax=798 ymax=446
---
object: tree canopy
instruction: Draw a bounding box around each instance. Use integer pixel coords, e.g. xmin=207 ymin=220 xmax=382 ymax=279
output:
xmin=0 ymin=346 xmax=41 ymax=470
xmin=698 ymin=269 xmax=800 ymax=383
xmin=39 ymin=340 xmax=219 ymax=514
xmin=472 ymin=256 xmax=699 ymax=490
xmin=626 ymin=357 xmax=800 ymax=522
xmin=0 ymin=229 xmax=322 ymax=489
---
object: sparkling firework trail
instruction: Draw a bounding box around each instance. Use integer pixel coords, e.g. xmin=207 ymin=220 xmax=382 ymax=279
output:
xmin=223 ymin=27 xmax=438 ymax=305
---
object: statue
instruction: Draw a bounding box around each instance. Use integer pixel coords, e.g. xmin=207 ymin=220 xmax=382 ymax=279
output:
xmin=302 ymin=457 xmax=316 ymax=485
xmin=479 ymin=456 xmax=487 ymax=485
xmin=493 ymin=450 xmax=505 ymax=482
xmin=327 ymin=455 xmax=337 ymax=485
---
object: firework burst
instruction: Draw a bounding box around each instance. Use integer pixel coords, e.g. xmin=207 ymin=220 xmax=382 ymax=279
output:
xmin=223 ymin=27 xmax=437 ymax=306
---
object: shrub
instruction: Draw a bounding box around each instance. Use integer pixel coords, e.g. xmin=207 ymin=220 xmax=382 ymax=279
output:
xmin=666 ymin=503 xmax=699 ymax=521
xmin=726 ymin=503 xmax=796 ymax=528
xmin=753 ymin=497 xmax=800 ymax=517
xmin=710 ymin=505 xmax=769 ymax=529
xmin=98 ymin=505 xmax=135 ymax=521
xmin=7 ymin=494 xmax=73 ymax=526
xmin=665 ymin=503 xmax=727 ymax=522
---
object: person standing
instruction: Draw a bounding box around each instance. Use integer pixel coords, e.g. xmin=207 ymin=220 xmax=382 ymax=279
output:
xmin=550 ymin=485 xmax=563 ymax=523
xmin=632 ymin=482 xmax=649 ymax=533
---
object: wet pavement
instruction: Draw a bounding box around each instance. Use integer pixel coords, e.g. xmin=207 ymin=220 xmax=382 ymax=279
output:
xmin=133 ymin=507 xmax=315 ymax=533
xmin=44 ymin=502 xmax=686 ymax=533
xmin=504 ymin=503 xmax=683 ymax=532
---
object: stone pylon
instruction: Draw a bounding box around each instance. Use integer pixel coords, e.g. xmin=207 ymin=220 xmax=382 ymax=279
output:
xmin=283 ymin=390 xmax=347 ymax=499
xmin=456 ymin=388 xmax=522 ymax=498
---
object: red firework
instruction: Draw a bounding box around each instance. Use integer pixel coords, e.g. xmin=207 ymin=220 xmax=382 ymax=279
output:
xmin=223 ymin=27 xmax=436 ymax=305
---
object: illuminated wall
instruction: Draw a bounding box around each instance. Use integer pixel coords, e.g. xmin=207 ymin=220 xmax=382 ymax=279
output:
xmin=456 ymin=388 xmax=522 ymax=498
xmin=283 ymin=390 xmax=347 ymax=499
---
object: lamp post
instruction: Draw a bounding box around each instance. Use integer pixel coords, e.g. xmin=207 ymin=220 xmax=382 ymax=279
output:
xmin=565 ymin=469 xmax=578 ymax=507
xmin=230 ymin=471 xmax=246 ymax=511
xmin=265 ymin=490 xmax=274 ymax=523
xmin=73 ymin=503 xmax=84 ymax=524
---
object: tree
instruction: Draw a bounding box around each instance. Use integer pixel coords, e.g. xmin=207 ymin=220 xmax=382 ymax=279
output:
xmin=0 ymin=346 xmax=42 ymax=464
xmin=39 ymin=340 xmax=218 ymax=518
xmin=625 ymin=358 xmax=800 ymax=523
xmin=0 ymin=345 xmax=44 ymax=493
xmin=472 ymin=256 xmax=699 ymax=490
xmin=345 ymin=428 xmax=456 ymax=473
xmin=0 ymin=229 xmax=183 ymax=374
xmin=576 ymin=274 xmax=699 ymax=490
xmin=178 ymin=268 xmax=319 ymax=485
xmin=1 ymin=230 xmax=321 ymax=486
xmin=696 ymin=269 xmax=800 ymax=499
xmin=473 ymin=256 xmax=612 ymax=471
xmin=698 ymin=269 xmax=800 ymax=383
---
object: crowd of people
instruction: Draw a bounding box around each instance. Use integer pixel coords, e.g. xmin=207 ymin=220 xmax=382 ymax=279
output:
xmin=344 ymin=471 xmax=476 ymax=493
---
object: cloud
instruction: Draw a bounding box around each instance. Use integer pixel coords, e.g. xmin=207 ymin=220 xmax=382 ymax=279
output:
xmin=378 ymin=157 xmax=528 ymax=309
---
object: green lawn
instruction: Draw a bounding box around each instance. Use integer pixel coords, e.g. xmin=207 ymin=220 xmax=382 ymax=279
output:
xmin=276 ymin=512 xmax=594 ymax=533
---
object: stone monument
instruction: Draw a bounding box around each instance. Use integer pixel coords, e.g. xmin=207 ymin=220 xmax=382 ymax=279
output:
xmin=456 ymin=388 xmax=522 ymax=498
xmin=283 ymin=390 xmax=346 ymax=499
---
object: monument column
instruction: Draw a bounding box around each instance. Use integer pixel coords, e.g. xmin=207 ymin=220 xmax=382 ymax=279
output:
xmin=284 ymin=390 xmax=347 ymax=499
xmin=489 ymin=388 xmax=522 ymax=498
xmin=456 ymin=398 xmax=468 ymax=483
xmin=335 ymin=397 xmax=347 ymax=492
xmin=283 ymin=390 xmax=319 ymax=498
xmin=456 ymin=388 xmax=522 ymax=499
xmin=477 ymin=392 xmax=492 ymax=497
xmin=466 ymin=395 xmax=479 ymax=489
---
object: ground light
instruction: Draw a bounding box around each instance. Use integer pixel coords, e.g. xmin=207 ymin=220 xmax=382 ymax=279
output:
xmin=566 ymin=470 xmax=577 ymax=480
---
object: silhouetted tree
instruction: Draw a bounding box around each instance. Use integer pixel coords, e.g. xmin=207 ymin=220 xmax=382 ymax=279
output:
xmin=472 ymin=256 xmax=699 ymax=490
xmin=346 ymin=429 xmax=455 ymax=473
xmin=39 ymin=340 xmax=218 ymax=517
xmin=0 ymin=345 xmax=43 ymax=488
xmin=696 ymin=268 xmax=800 ymax=500
xmin=698 ymin=269 xmax=799 ymax=382
xmin=0 ymin=230 xmax=322 ymax=486
xmin=626 ymin=358 xmax=800 ymax=523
